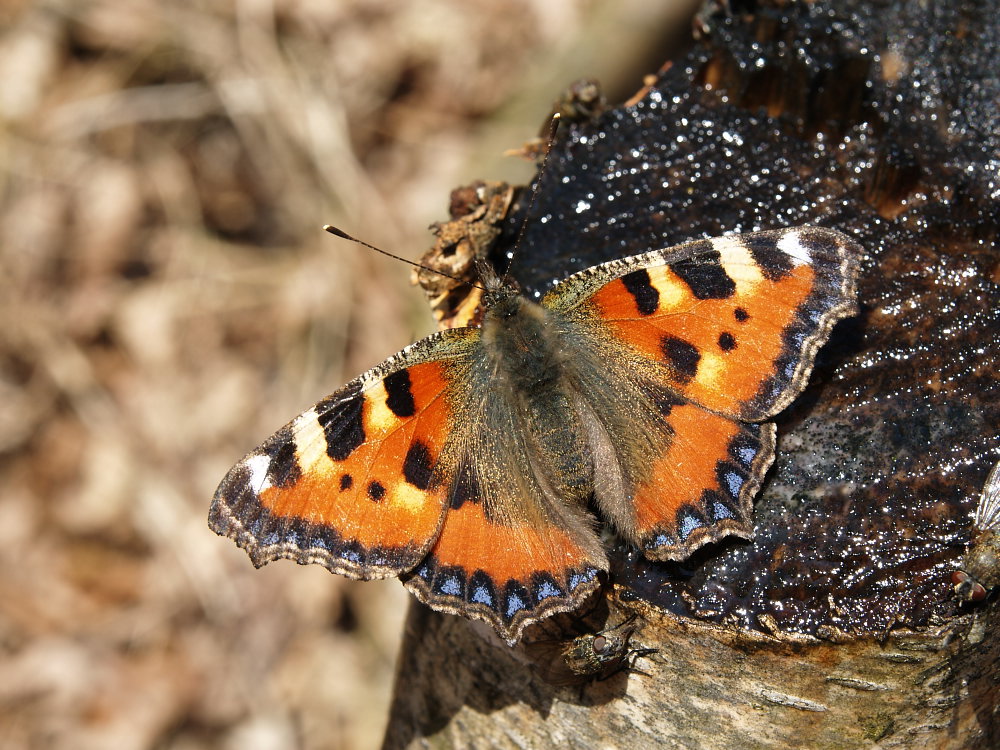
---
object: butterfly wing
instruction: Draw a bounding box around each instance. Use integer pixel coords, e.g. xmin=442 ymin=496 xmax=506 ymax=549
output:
xmin=402 ymin=365 xmax=606 ymax=645
xmin=209 ymin=329 xmax=477 ymax=580
xmin=211 ymin=322 xmax=606 ymax=644
xmin=543 ymin=227 xmax=860 ymax=559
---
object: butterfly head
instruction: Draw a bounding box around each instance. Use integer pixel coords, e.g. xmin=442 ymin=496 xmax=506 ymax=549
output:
xmin=477 ymin=258 xmax=521 ymax=315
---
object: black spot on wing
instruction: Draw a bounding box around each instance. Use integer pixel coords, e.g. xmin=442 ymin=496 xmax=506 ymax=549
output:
xmin=339 ymin=473 xmax=353 ymax=491
xmin=734 ymin=307 xmax=750 ymax=322
xmin=367 ymin=480 xmax=386 ymax=501
xmin=718 ymin=331 xmax=737 ymax=351
xmin=661 ymin=336 xmax=700 ymax=384
xmin=403 ymin=441 xmax=435 ymax=490
xmin=383 ymin=369 xmax=416 ymax=418
xmin=743 ymin=233 xmax=794 ymax=281
xmin=669 ymin=246 xmax=736 ymax=300
xmin=317 ymin=382 xmax=365 ymax=461
xmin=620 ymin=269 xmax=659 ymax=316
xmin=640 ymin=381 xmax=686 ymax=417
xmin=264 ymin=427 xmax=300 ymax=488
xmin=449 ymin=463 xmax=482 ymax=509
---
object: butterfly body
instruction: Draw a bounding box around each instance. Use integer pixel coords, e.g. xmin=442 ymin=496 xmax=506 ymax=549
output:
xmin=211 ymin=227 xmax=860 ymax=644
xmin=477 ymin=287 xmax=599 ymax=509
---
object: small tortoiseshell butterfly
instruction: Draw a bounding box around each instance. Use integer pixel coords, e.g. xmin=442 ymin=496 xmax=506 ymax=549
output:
xmin=953 ymin=458 xmax=1000 ymax=603
xmin=210 ymin=227 xmax=860 ymax=644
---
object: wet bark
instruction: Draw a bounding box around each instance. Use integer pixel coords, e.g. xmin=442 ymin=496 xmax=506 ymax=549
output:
xmin=385 ymin=1 xmax=1000 ymax=747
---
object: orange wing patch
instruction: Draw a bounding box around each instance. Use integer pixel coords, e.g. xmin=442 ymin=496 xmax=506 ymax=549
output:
xmin=404 ymin=490 xmax=604 ymax=645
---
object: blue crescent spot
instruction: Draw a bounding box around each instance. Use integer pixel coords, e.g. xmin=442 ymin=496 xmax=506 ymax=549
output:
xmin=724 ymin=471 xmax=745 ymax=497
xmin=439 ymin=574 xmax=462 ymax=596
xmin=470 ymin=583 xmax=494 ymax=607
xmin=341 ymin=548 xmax=361 ymax=563
xmin=784 ymin=361 xmax=797 ymax=378
xmin=679 ymin=513 xmax=704 ymax=540
xmin=261 ymin=530 xmax=280 ymax=545
xmin=651 ymin=533 xmax=671 ymax=548
xmin=505 ymin=591 xmax=528 ymax=618
xmin=569 ymin=568 xmax=597 ymax=590
xmin=535 ymin=580 xmax=562 ymax=601
xmin=714 ymin=501 xmax=735 ymax=520
xmin=737 ymin=446 xmax=758 ymax=465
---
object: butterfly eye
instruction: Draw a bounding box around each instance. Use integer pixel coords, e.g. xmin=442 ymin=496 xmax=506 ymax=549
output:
xmin=591 ymin=635 xmax=608 ymax=654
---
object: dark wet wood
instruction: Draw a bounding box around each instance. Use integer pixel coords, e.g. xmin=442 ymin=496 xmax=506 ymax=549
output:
xmin=388 ymin=0 xmax=999 ymax=746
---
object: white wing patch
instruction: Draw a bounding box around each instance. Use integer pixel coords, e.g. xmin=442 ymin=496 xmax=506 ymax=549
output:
xmin=777 ymin=231 xmax=813 ymax=266
xmin=245 ymin=453 xmax=273 ymax=494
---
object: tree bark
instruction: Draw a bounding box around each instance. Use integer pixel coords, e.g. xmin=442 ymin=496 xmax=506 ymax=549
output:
xmin=384 ymin=1 xmax=1000 ymax=746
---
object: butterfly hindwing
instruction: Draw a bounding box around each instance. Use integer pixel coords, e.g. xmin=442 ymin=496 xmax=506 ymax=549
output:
xmin=209 ymin=329 xmax=475 ymax=579
xmin=629 ymin=394 xmax=776 ymax=559
xmin=402 ymin=494 xmax=604 ymax=645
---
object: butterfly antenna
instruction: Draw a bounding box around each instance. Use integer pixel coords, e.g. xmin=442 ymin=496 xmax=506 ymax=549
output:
xmin=324 ymin=225 xmax=487 ymax=291
xmin=501 ymin=113 xmax=562 ymax=282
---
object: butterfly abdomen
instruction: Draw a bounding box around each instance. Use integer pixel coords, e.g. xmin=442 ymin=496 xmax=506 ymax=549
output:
xmin=481 ymin=295 xmax=594 ymax=503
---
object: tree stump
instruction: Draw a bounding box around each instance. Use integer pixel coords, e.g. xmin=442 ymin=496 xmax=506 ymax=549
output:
xmin=385 ymin=1 xmax=1000 ymax=747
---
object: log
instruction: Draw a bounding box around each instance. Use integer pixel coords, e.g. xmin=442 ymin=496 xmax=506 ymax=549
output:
xmin=384 ymin=1 xmax=1000 ymax=746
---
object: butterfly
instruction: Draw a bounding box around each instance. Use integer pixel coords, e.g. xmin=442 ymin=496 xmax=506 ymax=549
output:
xmin=952 ymin=458 xmax=1000 ymax=603
xmin=210 ymin=226 xmax=860 ymax=645
xmin=526 ymin=614 xmax=656 ymax=686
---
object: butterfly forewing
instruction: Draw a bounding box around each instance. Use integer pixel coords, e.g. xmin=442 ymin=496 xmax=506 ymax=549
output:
xmin=209 ymin=329 xmax=475 ymax=579
xmin=546 ymin=228 xmax=860 ymax=421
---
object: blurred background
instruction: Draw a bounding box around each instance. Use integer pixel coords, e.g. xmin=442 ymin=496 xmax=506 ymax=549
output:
xmin=0 ymin=1 xmax=698 ymax=748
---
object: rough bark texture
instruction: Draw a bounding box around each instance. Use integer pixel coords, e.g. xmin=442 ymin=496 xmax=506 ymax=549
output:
xmin=385 ymin=0 xmax=999 ymax=747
